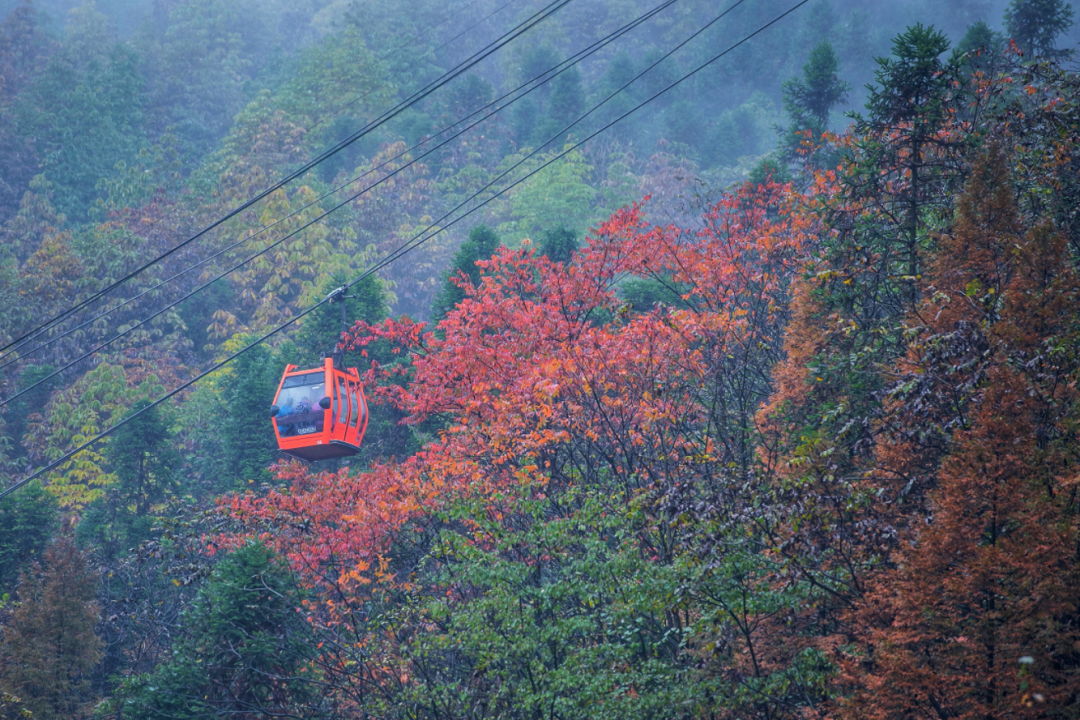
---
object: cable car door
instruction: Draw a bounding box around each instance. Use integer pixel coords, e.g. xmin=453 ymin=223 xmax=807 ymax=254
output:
xmin=331 ymin=373 xmax=352 ymax=444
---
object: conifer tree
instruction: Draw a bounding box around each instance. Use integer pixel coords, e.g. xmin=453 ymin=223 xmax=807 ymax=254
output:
xmin=953 ymin=21 xmax=1005 ymax=75
xmin=431 ymin=224 xmax=500 ymax=322
xmin=216 ymin=344 xmax=280 ymax=489
xmin=106 ymin=399 xmax=178 ymax=517
xmin=840 ymin=146 xmax=1080 ymax=717
xmin=115 ymin=542 xmax=319 ymax=718
xmin=79 ymin=399 xmax=178 ymax=557
xmin=537 ymin=226 xmax=578 ymax=265
xmin=0 ymin=480 xmax=57 ymax=593
xmin=296 ymin=272 xmax=389 ymax=365
xmin=448 ymin=73 xmax=494 ymax=115
xmin=778 ymin=41 xmax=848 ymax=170
xmin=782 ymin=40 xmax=849 ymax=136
xmin=0 ymin=539 xmax=102 ymax=720
xmin=852 ymin=24 xmax=958 ymax=303
xmin=534 ymin=67 xmax=584 ymax=147
xmin=1 ymin=363 xmax=55 ymax=463
xmin=1004 ymin=0 xmax=1075 ymax=58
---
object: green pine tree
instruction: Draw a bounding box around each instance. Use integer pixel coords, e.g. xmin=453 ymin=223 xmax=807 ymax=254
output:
xmin=783 ymin=41 xmax=849 ymax=134
xmin=779 ymin=41 xmax=848 ymax=168
xmin=533 ymin=67 xmax=585 ymax=147
xmin=1004 ymin=0 xmax=1075 ymax=58
xmin=113 ymin=542 xmax=319 ymax=719
xmin=593 ymin=52 xmax=640 ymax=144
xmin=852 ymin=24 xmax=957 ymax=301
xmin=217 ymin=344 xmax=281 ymax=489
xmin=3 ymin=363 xmax=56 ymax=462
xmin=431 ymin=224 xmax=500 ymax=322
xmin=538 ymin=226 xmax=579 ymax=265
xmin=953 ymin=21 xmax=1005 ymax=74
xmin=79 ymin=399 xmax=178 ymax=558
xmin=180 ymin=340 xmax=284 ymax=494
xmin=295 ymin=272 xmax=389 ymax=367
xmin=449 ymin=73 xmax=494 ymax=115
xmin=0 ymin=480 xmax=58 ymax=594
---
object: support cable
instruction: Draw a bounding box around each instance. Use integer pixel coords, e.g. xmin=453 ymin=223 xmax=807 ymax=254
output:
xmin=0 ymin=0 xmax=573 ymax=361
xmin=0 ymin=0 xmax=810 ymax=499
xmin=0 ymin=0 xmax=673 ymax=374
xmin=0 ymin=0 xmax=677 ymax=398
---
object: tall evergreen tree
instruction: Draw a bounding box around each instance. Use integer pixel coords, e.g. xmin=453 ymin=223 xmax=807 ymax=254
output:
xmin=533 ymin=67 xmax=585 ymax=147
xmin=840 ymin=144 xmax=1080 ymax=719
xmin=216 ymin=344 xmax=281 ymax=489
xmin=0 ymin=480 xmax=58 ymax=594
xmin=431 ymin=224 xmax=500 ymax=322
xmin=181 ymin=340 xmax=283 ymax=494
xmin=114 ymin=542 xmax=319 ymax=719
xmin=594 ymin=52 xmax=640 ymax=143
xmin=1004 ymin=0 xmax=1075 ymax=58
xmin=0 ymin=539 xmax=102 ymax=720
xmin=296 ymin=272 xmax=389 ymax=366
xmin=783 ymin=41 xmax=849 ymax=131
xmin=953 ymin=21 xmax=1006 ymax=75
xmin=1 ymin=363 xmax=55 ymax=463
xmin=778 ymin=41 xmax=849 ymax=168
xmin=511 ymin=46 xmax=560 ymax=149
xmin=79 ymin=399 xmax=178 ymax=558
xmin=538 ymin=226 xmax=579 ymax=265
xmin=448 ymin=73 xmax=494 ymax=116
xmin=852 ymin=24 xmax=958 ymax=303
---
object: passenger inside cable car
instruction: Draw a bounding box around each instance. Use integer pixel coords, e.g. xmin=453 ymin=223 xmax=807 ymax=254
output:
xmin=273 ymin=374 xmax=326 ymax=437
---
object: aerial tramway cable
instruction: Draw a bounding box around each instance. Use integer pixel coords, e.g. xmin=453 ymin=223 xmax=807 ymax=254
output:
xmin=0 ymin=0 xmax=680 ymax=405
xmin=0 ymin=0 xmax=572 ymax=362
xmin=0 ymin=0 xmax=812 ymax=500
xmin=345 ymin=0 xmax=808 ymax=294
xmin=0 ymin=0 xmax=676 ymax=378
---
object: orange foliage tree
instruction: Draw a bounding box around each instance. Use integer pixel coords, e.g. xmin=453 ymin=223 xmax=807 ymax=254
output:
xmin=218 ymin=180 xmax=819 ymax=711
xmin=836 ymin=146 xmax=1080 ymax=717
xmin=756 ymin=53 xmax=1080 ymax=715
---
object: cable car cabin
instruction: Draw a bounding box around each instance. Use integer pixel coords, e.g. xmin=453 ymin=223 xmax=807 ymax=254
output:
xmin=271 ymin=358 xmax=368 ymax=461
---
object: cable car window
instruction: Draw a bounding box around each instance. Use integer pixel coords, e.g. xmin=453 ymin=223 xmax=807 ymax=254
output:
xmin=337 ymin=377 xmax=348 ymax=426
xmin=274 ymin=374 xmax=325 ymax=437
xmin=349 ymin=382 xmax=360 ymax=428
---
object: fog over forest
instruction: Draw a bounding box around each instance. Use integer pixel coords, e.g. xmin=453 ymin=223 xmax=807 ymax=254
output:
xmin=0 ymin=0 xmax=1078 ymax=716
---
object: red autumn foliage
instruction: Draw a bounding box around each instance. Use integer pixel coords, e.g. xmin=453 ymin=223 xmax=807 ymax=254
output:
xmin=219 ymin=181 xmax=816 ymax=610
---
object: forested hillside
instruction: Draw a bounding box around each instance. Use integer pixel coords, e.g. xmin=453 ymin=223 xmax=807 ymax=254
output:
xmin=0 ymin=0 xmax=1078 ymax=716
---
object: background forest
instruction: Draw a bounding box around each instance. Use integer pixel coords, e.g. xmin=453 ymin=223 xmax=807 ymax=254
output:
xmin=0 ymin=0 xmax=1078 ymax=716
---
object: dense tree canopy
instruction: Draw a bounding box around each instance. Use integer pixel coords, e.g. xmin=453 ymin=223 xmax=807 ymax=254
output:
xmin=0 ymin=0 xmax=1078 ymax=716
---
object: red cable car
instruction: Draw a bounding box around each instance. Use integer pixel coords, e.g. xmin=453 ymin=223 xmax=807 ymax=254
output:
xmin=270 ymin=357 xmax=368 ymax=461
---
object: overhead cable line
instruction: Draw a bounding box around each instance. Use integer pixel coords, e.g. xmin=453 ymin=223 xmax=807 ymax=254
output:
xmin=0 ymin=0 xmax=573 ymax=362
xmin=345 ymin=0 xmax=795 ymax=287
xmin=0 ymin=0 xmax=526 ymax=373
xmin=4 ymin=0 xmax=734 ymax=409
xmin=0 ymin=0 xmax=811 ymax=500
xmin=0 ymin=0 xmax=679 ymax=384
